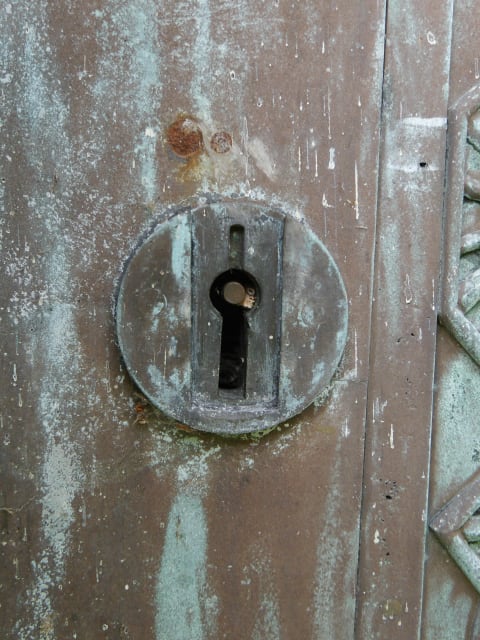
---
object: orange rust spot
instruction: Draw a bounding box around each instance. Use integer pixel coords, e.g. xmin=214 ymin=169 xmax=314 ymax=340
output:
xmin=175 ymin=423 xmax=197 ymax=433
xmin=166 ymin=116 xmax=204 ymax=158
xmin=210 ymin=131 xmax=232 ymax=154
xmin=133 ymin=399 xmax=149 ymax=425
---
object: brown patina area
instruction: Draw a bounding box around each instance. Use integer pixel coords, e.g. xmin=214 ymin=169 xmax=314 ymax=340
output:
xmin=210 ymin=131 xmax=233 ymax=154
xmin=166 ymin=115 xmax=204 ymax=158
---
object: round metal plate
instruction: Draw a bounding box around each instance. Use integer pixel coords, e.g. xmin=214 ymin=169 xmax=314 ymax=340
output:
xmin=116 ymin=199 xmax=348 ymax=434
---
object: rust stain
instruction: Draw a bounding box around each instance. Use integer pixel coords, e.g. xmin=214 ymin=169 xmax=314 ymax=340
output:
xmin=210 ymin=131 xmax=232 ymax=154
xmin=132 ymin=392 xmax=155 ymax=426
xmin=133 ymin=403 xmax=148 ymax=425
xmin=166 ymin=115 xmax=204 ymax=159
xmin=174 ymin=423 xmax=198 ymax=434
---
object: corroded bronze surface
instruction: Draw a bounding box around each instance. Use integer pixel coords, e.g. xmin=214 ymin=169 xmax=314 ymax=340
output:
xmin=0 ymin=2 xmax=385 ymax=636
xmin=4 ymin=1 xmax=477 ymax=638
xmin=115 ymin=199 xmax=348 ymax=434
xmin=423 ymin=3 xmax=480 ymax=638
xmin=355 ymin=2 xmax=455 ymax=637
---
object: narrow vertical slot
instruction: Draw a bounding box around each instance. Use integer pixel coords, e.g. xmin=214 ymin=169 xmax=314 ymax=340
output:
xmin=210 ymin=225 xmax=258 ymax=396
xmin=222 ymin=225 xmax=247 ymax=393
xmin=217 ymin=299 xmax=247 ymax=392
xmin=229 ymin=225 xmax=244 ymax=268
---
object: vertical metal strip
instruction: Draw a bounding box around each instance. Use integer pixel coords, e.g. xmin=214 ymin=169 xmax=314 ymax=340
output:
xmin=356 ymin=0 xmax=455 ymax=637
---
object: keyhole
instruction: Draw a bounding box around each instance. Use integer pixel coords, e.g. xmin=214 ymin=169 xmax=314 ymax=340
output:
xmin=209 ymin=225 xmax=259 ymax=393
xmin=210 ymin=269 xmax=258 ymax=391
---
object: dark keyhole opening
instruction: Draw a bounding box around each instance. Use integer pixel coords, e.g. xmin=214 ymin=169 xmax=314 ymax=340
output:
xmin=210 ymin=269 xmax=259 ymax=391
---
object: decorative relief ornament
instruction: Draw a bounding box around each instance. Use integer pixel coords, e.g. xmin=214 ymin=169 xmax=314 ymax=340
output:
xmin=441 ymin=84 xmax=480 ymax=364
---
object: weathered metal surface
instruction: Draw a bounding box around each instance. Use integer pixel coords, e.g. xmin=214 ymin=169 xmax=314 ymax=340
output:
xmin=0 ymin=1 xmax=386 ymax=639
xmin=116 ymin=198 xmax=348 ymax=434
xmin=423 ymin=2 xmax=480 ymax=638
xmin=422 ymin=338 xmax=480 ymax=639
xmin=430 ymin=469 xmax=480 ymax=594
xmin=355 ymin=1 xmax=454 ymax=638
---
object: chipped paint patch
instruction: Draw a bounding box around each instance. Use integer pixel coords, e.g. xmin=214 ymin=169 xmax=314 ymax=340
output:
xmin=136 ymin=127 xmax=159 ymax=203
xmin=94 ymin=0 xmax=163 ymax=202
xmin=175 ymin=446 xmax=221 ymax=487
xmin=143 ymin=410 xmax=224 ymax=477
xmin=41 ymin=437 xmax=81 ymax=564
xmin=155 ymin=445 xmax=220 ymax=640
xmin=238 ymin=550 xmax=281 ymax=640
xmin=170 ymin=215 xmax=192 ymax=289
xmin=252 ymin=585 xmax=281 ymax=640
xmin=190 ymin=0 xmax=213 ymax=122
xmin=402 ymin=116 xmax=447 ymax=128
xmin=247 ymin=137 xmax=278 ymax=181
xmin=155 ymin=494 xmax=216 ymax=640
xmin=313 ymin=435 xmax=356 ymax=637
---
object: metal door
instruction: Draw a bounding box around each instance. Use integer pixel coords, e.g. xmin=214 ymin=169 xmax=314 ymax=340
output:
xmin=1 ymin=1 xmax=478 ymax=638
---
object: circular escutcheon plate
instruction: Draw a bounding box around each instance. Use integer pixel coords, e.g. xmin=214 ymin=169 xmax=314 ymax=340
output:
xmin=116 ymin=199 xmax=348 ymax=434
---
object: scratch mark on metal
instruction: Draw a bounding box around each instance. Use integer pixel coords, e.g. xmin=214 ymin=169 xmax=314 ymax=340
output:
xmin=241 ymin=116 xmax=249 ymax=179
xmin=322 ymin=193 xmax=334 ymax=209
xmin=402 ymin=116 xmax=447 ymax=128
xmin=404 ymin=274 xmax=413 ymax=304
xmin=328 ymin=147 xmax=336 ymax=170
xmin=327 ymin=85 xmax=332 ymax=140
xmin=354 ymin=161 xmax=360 ymax=220
xmin=354 ymin=328 xmax=358 ymax=378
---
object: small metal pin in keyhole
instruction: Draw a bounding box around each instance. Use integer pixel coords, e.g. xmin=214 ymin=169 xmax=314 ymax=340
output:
xmin=209 ymin=224 xmax=260 ymax=392
xmin=222 ymin=281 xmax=256 ymax=309
xmin=210 ymin=270 xmax=258 ymax=392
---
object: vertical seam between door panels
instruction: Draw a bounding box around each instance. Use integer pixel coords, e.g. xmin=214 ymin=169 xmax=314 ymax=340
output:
xmin=353 ymin=0 xmax=389 ymax=635
xmin=419 ymin=2 xmax=456 ymax=639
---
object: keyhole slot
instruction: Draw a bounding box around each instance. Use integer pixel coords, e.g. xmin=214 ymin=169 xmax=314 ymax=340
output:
xmin=210 ymin=269 xmax=259 ymax=392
